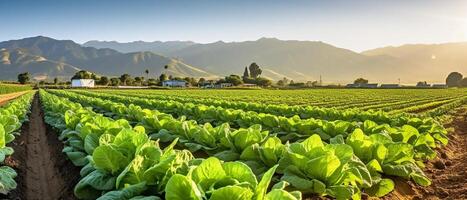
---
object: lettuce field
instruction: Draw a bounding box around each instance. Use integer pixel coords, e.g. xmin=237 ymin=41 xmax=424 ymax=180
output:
xmin=0 ymin=87 xmax=466 ymax=199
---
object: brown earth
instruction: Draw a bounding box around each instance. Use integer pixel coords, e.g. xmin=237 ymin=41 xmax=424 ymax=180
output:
xmin=0 ymin=91 xmax=29 ymax=106
xmin=1 ymin=93 xmax=80 ymax=200
xmin=385 ymin=107 xmax=467 ymax=200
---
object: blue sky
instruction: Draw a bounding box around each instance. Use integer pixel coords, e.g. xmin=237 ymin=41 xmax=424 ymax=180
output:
xmin=1 ymin=0 xmax=466 ymax=51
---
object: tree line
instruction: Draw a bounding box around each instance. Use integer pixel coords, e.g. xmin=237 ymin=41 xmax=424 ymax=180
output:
xmin=15 ymin=67 xmax=467 ymax=88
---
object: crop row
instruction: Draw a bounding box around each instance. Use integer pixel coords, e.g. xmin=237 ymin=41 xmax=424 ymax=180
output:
xmin=0 ymin=92 xmax=34 ymax=194
xmin=40 ymin=90 xmax=313 ymax=199
xmin=66 ymin=90 xmax=447 ymax=147
xmin=71 ymin=90 xmax=418 ymax=128
xmin=44 ymin=89 xmax=443 ymax=199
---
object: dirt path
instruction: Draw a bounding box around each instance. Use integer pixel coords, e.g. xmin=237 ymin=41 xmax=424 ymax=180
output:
xmin=1 ymin=94 xmax=79 ymax=200
xmin=0 ymin=91 xmax=29 ymax=106
xmin=386 ymin=107 xmax=467 ymax=200
xmin=25 ymin=93 xmax=69 ymax=199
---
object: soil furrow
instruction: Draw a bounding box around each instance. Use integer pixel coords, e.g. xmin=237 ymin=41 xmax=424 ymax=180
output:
xmin=1 ymin=93 xmax=80 ymax=200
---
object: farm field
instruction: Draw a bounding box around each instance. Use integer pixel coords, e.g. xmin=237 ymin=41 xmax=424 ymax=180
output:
xmin=90 ymin=88 xmax=467 ymax=116
xmin=0 ymin=88 xmax=466 ymax=200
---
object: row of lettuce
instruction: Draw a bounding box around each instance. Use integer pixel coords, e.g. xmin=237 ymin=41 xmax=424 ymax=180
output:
xmin=63 ymin=90 xmax=448 ymax=158
xmin=41 ymin=90 xmax=302 ymax=200
xmin=0 ymin=84 xmax=32 ymax=95
xmin=43 ymin=89 xmax=444 ymax=199
xmin=0 ymin=92 xmax=34 ymax=194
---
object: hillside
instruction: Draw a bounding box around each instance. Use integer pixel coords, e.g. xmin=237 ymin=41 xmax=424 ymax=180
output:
xmin=0 ymin=36 xmax=119 ymax=66
xmin=362 ymin=43 xmax=467 ymax=83
xmin=0 ymin=48 xmax=81 ymax=80
xmin=2 ymin=36 xmax=466 ymax=83
xmin=0 ymin=36 xmax=215 ymax=80
xmin=83 ymin=40 xmax=195 ymax=54
xmin=166 ymin=38 xmax=410 ymax=83
xmin=83 ymin=51 xmax=216 ymax=78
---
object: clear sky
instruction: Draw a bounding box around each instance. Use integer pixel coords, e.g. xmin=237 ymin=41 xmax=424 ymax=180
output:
xmin=1 ymin=0 xmax=466 ymax=51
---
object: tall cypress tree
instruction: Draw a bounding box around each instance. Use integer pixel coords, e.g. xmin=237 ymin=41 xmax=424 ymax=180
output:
xmin=243 ymin=67 xmax=250 ymax=78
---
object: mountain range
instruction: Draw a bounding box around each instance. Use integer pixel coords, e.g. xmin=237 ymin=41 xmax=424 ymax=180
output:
xmin=0 ymin=36 xmax=215 ymax=81
xmin=1 ymin=36 xmax=465 ymax=83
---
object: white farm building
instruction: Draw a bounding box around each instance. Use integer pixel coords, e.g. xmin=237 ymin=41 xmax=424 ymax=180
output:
xmin=71 ymin=79 xmax=95 ymax=88
xmin=162 ymin=80 xmax=187 ymax=87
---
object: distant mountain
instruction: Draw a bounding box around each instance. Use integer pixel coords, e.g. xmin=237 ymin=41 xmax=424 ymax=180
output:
xmin=165 ymin=38 xmax=407 ymax=83
xmin=1 ymin=36 xmax=465 ymax=83
xmin=83 ymin=40 xmax=196 ymax=54
xmin=84 ymin=51 xmax=215 ymax=78
xmin=362 ymin=43 xmax=467 ymax=83
xmin=0 ymin=48 xmax=80 ymax=80
xmin=0 ymin=36 xmax=119 ymax=66
xmin=0 ymin=36 xmax=215 ymax=80
xmin=164 ymin=38 xmax=466 ymax=83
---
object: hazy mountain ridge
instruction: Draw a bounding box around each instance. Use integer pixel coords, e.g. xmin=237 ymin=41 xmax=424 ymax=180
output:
xmin=0 ymin=36 xmax=215 ymax=80
xmin=0 ymin=48 xmax=81 ymax=80
xmin=84 ymin=51 xmax=215 ymax=78
xmin=0 ymin=36 xmax=119 ymax=66
xmin=166 ymin=38 xmax=410 ymax=83
xmin=362 ymin=43 xmax=467 ymax=82
xmin=83 ymin=40 xmax=196 ymax=54
xmin=1 ymin=36 xmax=465 ymax=83
xmin=84 ymin=37 xmax=465 ymax=83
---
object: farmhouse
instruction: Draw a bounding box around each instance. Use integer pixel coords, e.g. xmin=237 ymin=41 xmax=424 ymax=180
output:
xmin=71 ymin=79 xmax=95 ymax=88
xmin=162 ymin=80 xmax=187 ymax=87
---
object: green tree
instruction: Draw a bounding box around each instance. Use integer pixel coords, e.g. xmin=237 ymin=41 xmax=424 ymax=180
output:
xmin=99 ymin=76 xmax=110 ymax=86
xmin=242 ymin=67 xmax=249 ymax=79
xmin=354 ymin=78 xmax=369 ymax=84
xmin=134 ymin=77 xmax=144 ymax=85
xmin=17 ymin=72 xmax=30 ymax=84
xmin=147 ymin=78 xmax=158 ymax=86
xmin=248 ymin=62 xmax=262 ymax=78
xmin=225 ymin=75 xmax=243 ymax=86
xmin=184 ymin=77 xmax=198 ymax=86
xmin=71 ymin=70 xmax=93 ymax=80
xmin=145 ymin=69 xmax=149 ymax=80
xmin=119 ymin=74 xmax=132 ymax=86
xmin=277 ymin=80 xmax=286 ymax=86
xmin=446 ymin=72 xmax=463 ymax=87
xmin=256 ymin=77 xmax=272 ymax=87
xmin=159 ymin=74 xmax=168 ymax=82
xmin=110 ymin=78 xmax=121 ymax=86
xmin=459 ymin=77 xmax=467 ymax=87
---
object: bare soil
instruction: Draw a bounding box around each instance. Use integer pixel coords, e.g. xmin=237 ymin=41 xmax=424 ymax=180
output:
xmin=0 ymin=91 xmax=29 ymax=106
xmin=385 ymin=108 xmax=467 ymax=200
xmin=1 ymin=93 xmax=80 ymax=200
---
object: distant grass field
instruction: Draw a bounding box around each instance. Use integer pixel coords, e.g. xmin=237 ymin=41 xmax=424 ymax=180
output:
xmin=0 ymin=84 xmax=32 ymax=95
